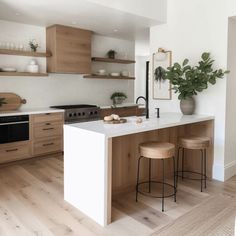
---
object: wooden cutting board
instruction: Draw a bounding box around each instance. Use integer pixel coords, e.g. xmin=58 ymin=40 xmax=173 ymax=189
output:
xmin=0 ymin=93 xmax=27 ymax=111
xmin=103 ymin=118 xmax=127 ymax=124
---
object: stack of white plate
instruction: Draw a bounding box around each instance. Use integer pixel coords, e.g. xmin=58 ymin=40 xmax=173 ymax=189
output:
xmin=1 ymin=67 xmax=17 ymax=72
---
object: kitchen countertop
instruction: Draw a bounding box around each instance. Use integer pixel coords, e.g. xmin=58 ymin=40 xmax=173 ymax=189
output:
xmin=66 ymin=112 xmax=214 ymax=138
xmin=0 ymin=108 xmax=64 ymax=117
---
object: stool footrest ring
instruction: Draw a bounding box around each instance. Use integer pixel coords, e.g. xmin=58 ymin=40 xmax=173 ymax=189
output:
xmin=176 ymin=170 xmax=207 ymax=181
xmin=137 ymin=181 xmax=176 ymax=198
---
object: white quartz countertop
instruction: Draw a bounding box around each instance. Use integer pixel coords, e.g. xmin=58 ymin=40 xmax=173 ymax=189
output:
xmin=66 ymin=113 xmax=214 ymax=138
xmin=0 ymin=108 xmax=64 ymax=117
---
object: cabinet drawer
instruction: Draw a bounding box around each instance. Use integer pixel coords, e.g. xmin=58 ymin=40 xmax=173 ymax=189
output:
xmin=0 ymin=141 xmax=30 ymax=164
xmin=34 ymin=122 xmax=63 ymax=139
xmin=33 ymin=138 xmax=62 ymax=156
xmin=32 ymin=112 xmax=64 ymax=124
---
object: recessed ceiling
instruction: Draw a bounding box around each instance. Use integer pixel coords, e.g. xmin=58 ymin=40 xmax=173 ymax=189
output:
xmin=0 ymin=0 xmax=164 ymax=41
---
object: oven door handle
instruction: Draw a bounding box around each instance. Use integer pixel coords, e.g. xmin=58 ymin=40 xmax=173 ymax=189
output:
xmin=0 ymin=121 xmax=29 ymax=126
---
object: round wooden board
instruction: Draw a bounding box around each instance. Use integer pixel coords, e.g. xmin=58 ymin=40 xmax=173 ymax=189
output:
xmin=0 ymin=93 xmax=26 ymax=111
xmin=103 ymin=118 xmax=127 ymax=124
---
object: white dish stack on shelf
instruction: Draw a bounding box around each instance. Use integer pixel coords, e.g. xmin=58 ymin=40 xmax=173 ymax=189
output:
xmin=26 ymin=59 xmax=39 ymax=73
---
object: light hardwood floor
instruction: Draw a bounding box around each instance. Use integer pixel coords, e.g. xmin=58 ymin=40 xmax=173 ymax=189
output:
xmin=0 ymin=155 xmax=235 ymax=236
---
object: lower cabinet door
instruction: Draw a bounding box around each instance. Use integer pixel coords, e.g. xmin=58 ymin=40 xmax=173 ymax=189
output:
xmin=0 ymin=141 xmax=31 ymax=164
xmin=33 ymin=138 xmax=62 ymax=156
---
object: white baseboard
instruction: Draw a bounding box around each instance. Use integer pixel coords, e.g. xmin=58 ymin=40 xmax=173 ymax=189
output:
xmin=213 ymin=163 xmax=225 ymax=181
xmin=224 ymin=160 xmax=236 ymax=181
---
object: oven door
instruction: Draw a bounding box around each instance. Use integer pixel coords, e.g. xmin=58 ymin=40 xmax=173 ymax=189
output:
xmin=0 ymin=122 xmax=29 ymax=144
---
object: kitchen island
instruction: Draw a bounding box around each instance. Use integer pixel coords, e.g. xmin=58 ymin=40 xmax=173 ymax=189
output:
xmin=64 ymin=113 xmax=214 ymax=226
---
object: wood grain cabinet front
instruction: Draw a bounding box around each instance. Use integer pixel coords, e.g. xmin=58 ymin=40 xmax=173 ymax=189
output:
xmin=46 ymin=24 xmax=92 ymax=74
xmin=0 ymin=141 xmax=31 ymax=164
xmin=33 ymin=138 xmax=63 ymax=156
xmin=31 ymin=112 xmax=64 ymax=156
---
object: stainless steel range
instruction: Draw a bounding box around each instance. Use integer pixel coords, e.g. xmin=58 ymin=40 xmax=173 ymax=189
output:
xmin=51 ymin=104 xmax=100 ymax=123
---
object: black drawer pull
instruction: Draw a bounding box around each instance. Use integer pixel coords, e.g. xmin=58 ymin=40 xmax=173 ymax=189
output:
xmin=45 ymin=123 xmax=51 ymax=125
xmin=45 ymin=113 xmax=51 ymax=115
xmin=43 ymin=143 xmax=54 ymax=147
xmin=43 ymin=128 xmax=54 ymax=131
xmin=6 ymin=148 xmax=18 ymax=152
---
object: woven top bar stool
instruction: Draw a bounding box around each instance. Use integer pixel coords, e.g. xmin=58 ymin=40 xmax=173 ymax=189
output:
xmin=136 ymin=141 xmax=177 ymax=212
xmin=176 ymin=136 xmax=210 ymax=192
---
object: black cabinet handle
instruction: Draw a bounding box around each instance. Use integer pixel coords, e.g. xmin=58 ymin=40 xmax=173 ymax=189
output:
xmin=6 ymin=148 xmax=18 ymax=152
xmin=43 ymin=128 xmax=54 ymax=131
xmin=43 ymin=143 xmax=54 ymax=147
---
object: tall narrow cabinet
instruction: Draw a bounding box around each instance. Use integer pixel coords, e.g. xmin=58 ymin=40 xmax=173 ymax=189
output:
xmin=46 ymin=24 xmax=92 ymax=74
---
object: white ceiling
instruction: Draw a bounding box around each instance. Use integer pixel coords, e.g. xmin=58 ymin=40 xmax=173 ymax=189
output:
xmin=0 ymin=0 xmax=165 ymax=41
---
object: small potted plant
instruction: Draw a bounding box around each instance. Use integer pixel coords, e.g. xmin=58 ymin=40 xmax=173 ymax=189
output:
xmin=0 ymin=97 xmax=6 ymax=107
xmin=107 ymin=50 xmax=117 ymax=59
xmin=110 ymin=92 xmax=127 ymax=105
xmin=29 ymin=39 xmax=39 ymax=52
xmin=165 ymin=52 xmax=229 ymax=115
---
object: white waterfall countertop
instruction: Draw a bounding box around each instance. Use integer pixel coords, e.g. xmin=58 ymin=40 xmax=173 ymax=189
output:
xmin=66 ymin=113 xmax=214 ymax=138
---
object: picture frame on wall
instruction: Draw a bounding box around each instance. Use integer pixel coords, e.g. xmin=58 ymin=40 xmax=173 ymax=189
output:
xmin=152 ymin=48 xmax=172 ymax=100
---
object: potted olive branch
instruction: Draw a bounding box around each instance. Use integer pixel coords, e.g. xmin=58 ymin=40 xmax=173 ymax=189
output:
xmin=110 ymin=92 xmax=127 ymax=106
xmin=164 ymin=52 xmax=229 ymax=115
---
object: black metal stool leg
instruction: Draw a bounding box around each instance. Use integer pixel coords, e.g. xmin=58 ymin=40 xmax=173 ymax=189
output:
xmin=176 ymin=147 xmax=181 ymax=188
xmin=200 ymin=149 xmax=204 ymax=192
xmin=173 ymin=156 xmax=176 ymax=202
xmin=162 ymin=159 xmax=165 ymax=212
xmin=182 ymin=148 xmax=185 ymax=180
xmin=149 ymin=159 xmax=152 ymax=193
xmin=136 ymin=156 xmax=143 ymax=202
xmin=204 ymin=149 xmax=207 ymax=189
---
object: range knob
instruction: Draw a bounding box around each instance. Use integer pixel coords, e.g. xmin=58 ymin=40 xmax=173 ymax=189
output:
xmin=73 ymin=113 xmax=77 ymax=117
xmin=82 ymin=112 xmax=85 ymax=116
xmin=69 ymin=113 xmax=72 ymax=117
xmin=90 ymin=111 xmax=93 ymax=115
xmin=78 ymin=113 xmax=81 ymax=116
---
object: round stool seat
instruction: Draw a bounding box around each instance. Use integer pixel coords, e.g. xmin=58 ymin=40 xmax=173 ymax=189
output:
xmin=179 ymin=136 xmax=210 ymax=150
xmin=139 ymin=142 xmax=175 ymax=159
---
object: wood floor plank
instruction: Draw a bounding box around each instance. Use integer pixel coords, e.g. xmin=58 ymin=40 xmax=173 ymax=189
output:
xmin=0 ymin=156 xmax=235 ymax=236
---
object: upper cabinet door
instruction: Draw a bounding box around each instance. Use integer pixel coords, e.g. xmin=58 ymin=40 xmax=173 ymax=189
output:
xmin=46 ymin=25 xmax=92 ymax=74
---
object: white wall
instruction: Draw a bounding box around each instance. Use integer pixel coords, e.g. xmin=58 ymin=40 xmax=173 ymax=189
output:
xmin=149 ymin=0 xmax=230 ymax=181
xmin=0 ymin=20 xmax=135 ymax=108
xmin=225 ymin=18 xmax=236 ymax=180
xmin=86 ymin=0 xmax=167 ymax=22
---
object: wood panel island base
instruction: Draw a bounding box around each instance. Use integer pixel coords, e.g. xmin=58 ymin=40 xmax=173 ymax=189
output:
xmin=64 ymin=113 xmax=214 ymax=226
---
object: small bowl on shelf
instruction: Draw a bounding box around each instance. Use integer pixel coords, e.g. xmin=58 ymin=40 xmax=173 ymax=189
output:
xmin=110 ymin=72 xmax=120 ymax=77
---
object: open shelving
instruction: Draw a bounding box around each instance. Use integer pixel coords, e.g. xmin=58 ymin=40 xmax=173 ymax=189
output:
xmin=0 ymin=72 xmax=48 ymax=77
xmin=91 ymin=57 xmax=135 ymax=64
xmin=0 ymin=48 xmax=51 ymax=58
xmin=83 ymin=75 xmax=135 ymax=80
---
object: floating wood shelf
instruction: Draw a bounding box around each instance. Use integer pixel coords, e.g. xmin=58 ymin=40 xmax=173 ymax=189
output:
xmin=91 ymin=57 xmax=135 ymax=64
xmin=0 ymin=72 xmax=48 ymax=77
xmin=0 ymin=49 xmax=51 ymax=57
xmin=84 ymin=75 xmax=135 ymax=80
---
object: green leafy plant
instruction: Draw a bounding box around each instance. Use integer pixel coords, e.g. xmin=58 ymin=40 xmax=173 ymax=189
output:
xmin=164 ymin=52 xmax=229 ymax=100
xmin=110 ymin=92 xmax=127 ymax=100
xmin=29 ymin=39 xmax=39 ymax=52
xmin=0 ymin=97 xmax=6 ymax=107
xmin=107 ymin=50 xmax=117 ymax=59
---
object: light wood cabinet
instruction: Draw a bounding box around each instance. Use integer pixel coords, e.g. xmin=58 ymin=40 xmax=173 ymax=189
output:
xmin=31 ymin=112 xmax=64 ymax=157
xmin=0 ymin=112 xmax=64 ymax=165
xmin=0 ymin=141 xmax=31 ymax=164
xmin=46 ymin=24 xmax=92 ymax=74
xmin=33 ymin=138 xmax=63 ymax=156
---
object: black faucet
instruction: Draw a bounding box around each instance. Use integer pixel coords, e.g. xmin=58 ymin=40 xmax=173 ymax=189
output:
xmin=136 ymin=96 xmax=149 ymax=119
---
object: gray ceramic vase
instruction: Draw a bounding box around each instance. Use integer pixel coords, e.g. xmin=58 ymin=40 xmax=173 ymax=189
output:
xmin=180 ymin=97 xmax=195 ymax=115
